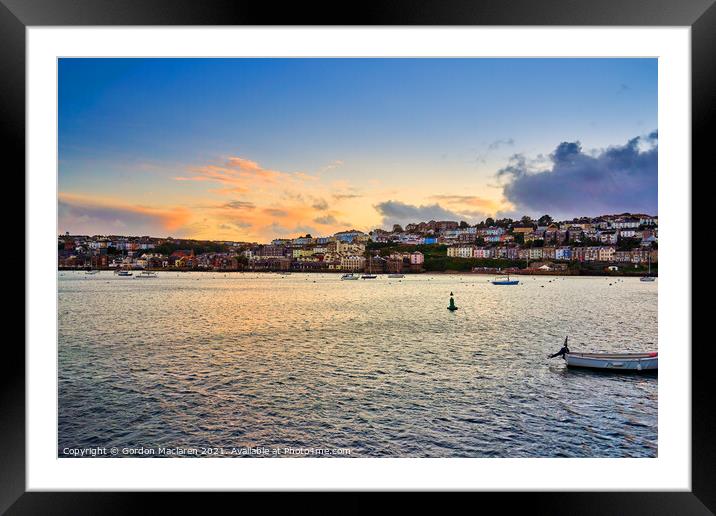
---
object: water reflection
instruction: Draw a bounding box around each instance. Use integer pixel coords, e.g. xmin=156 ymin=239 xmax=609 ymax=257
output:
xmin=58 ymin=272 xmax=657 ymax=457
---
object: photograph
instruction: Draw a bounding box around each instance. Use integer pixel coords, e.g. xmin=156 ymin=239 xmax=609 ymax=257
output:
xmin=57 ymin=57 xmax=658 ymax=459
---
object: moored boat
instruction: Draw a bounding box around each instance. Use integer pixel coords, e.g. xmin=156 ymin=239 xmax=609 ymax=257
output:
xmin=361 ymin=257 xmax=378 ymax=279
xmin=387 ymin=273 xmax=405 ymax=278
xmin=135 ymin=270 xmax=158 ymax=278
xmin=565 ymin=352 xmax=658 ymax=371
xmin=640 ymin=254 xmax=656 ymax=281
xmin=341 ymin=273 xmax=359 ymax=280
xmin=491 ymin=273 xmax=519 ymax=285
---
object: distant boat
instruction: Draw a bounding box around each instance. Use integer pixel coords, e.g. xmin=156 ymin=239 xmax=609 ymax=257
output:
xmin=387 ymin=273 xmax=405 ymax=278
xmin=115 ymin=264 xmax=133 ymax=277
xmin=565 ymin=351 xmax=657 ymax=371
xmin=85 ymin=269 xmax=99 ymax=275
xmin=361 ymin=257 xmax=378 ymax=279
xmin=341 ymin=273 xmax=359 ymax=280
xmin=135 ymin=270 xmax=158 ymax=278
xmin=640 ymin=254 xmax=656 ymax=282
xmin=492 ymin=273 xmax=519 ymax=285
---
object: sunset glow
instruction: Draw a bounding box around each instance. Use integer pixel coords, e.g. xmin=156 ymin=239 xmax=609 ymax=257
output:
xmin=59 ymin=58 xmax=657 ymax=241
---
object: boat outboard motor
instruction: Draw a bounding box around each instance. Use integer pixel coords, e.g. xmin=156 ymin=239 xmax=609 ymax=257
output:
xmin=548 ymin=336 xmax=570 ymax=359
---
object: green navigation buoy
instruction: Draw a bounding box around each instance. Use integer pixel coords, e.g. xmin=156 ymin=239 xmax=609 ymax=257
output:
xmin=448 ymin=292 xmax=458 ymax=311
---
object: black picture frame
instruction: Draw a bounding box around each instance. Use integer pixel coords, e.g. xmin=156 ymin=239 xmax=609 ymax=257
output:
xmin=4 ymin=0 xmax=711 ymax=512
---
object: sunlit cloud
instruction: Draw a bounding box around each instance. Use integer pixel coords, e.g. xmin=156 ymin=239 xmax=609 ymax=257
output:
xmin=313 ymin=214 xmax=338 ymax=225
xmin=311 ymin=198 xmax=329 ymax=211
xmin=332 ymin=193 xmax=362 ymax=201
xmin=58 ymin=193 xmax=191 ymax=236
xmin=264 ymin=208 xmax=289 ymax=217
xmin=174 ymin=155 xmax=316 ymax=192
xmin=223 ymin=200 xmax=256 ymax=210
xmin=319 ymin=159 xmax=344 ymax=173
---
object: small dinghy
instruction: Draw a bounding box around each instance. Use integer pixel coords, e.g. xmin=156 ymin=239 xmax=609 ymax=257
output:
xmin=549 ymin=337 xmax=657 ymax=371
xmin=565 ymin=352 xmax=657 ymax=371
xmin=135 ymin=270 xmax=158 ymax=278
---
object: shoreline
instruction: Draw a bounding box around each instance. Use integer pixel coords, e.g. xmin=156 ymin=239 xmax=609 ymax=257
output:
xmin=58 ymin=268 xmax=656 ymax=278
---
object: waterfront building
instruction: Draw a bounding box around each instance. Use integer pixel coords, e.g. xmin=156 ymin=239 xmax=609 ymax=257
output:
xmin=555 ymin=247 xmax=572 ymax=261
xmin=340 ymin=255 xmax=366 ymax=271
xmin=292 ymin=248 xmax=316 ymax=259
xmin=254 ymin=245 xmax=286 ymax=259
xmin=528 ymin=247 xmax=544 ymax=260
xmin=598 ymin=246 xmax=616 ymax=262
xmin=542 ymin=247 xmax=557 ymax=260
xmin=473 ymin=247 xmax=494 ymax=259
xmin=447 ymin=245 xmax=475 ymax=258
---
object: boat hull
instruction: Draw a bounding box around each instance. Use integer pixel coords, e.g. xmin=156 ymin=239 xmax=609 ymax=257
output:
xmin=492 ymin=280 xmax=519 ymax=285
xmin=565 ymin=352 xmax=657 ymax=371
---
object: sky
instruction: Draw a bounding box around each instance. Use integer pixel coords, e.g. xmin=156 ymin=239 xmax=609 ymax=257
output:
xmin=58 ymin=58 xmax=658 ymax=241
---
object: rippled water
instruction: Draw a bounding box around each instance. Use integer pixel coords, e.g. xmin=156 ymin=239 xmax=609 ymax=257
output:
xmin=58 ymin=271 xmax=657 ymax=457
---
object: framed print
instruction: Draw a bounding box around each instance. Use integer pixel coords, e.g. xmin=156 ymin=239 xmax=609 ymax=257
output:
xmin=4 ymin=0 xmax=713 ymax=512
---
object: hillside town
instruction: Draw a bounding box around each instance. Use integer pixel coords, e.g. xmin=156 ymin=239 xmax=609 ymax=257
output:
xmin=58 ymin=213 xmax=658 ymax=275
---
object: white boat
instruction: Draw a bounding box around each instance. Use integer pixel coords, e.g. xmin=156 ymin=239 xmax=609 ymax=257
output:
xmin=85 ymin=270 xmax=99 ymax=275
xmin=387 ymin=273 xmax=405 ymax=278
xmin=135 ymin=270 xmax=158 ymax=278
xmin=341 ymin=273 xmax=359 ymax=280
xmin=116 ymin=270 xmax=133 ymax=276
xmin=640 ymin=254 xmax=656 ymax=281
xmin=565 ymin=351 xmax=658 ymax=371
xmin=492 ymin=273 xmax=519 ymax=285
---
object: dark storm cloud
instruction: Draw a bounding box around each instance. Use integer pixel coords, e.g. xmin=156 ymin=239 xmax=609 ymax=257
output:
xmin=374 ymin=200 xmax=476 ymax=227
xmin=497 ymin=132 xmax=657 ymax=218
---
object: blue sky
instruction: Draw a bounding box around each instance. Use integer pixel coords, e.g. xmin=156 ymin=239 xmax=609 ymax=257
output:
xmin=58 ymin=58 xmax=657 ymax=240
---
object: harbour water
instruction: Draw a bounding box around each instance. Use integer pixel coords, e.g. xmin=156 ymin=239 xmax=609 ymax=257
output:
xmin=58 ymin=272 xmax=657 ymax=457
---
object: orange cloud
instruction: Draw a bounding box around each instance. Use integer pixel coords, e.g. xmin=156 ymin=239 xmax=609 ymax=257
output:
xmin=174 ymin=156 xmax=316 ymax=192
xmin=59 ymin=193 xmax=191 ymax=234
